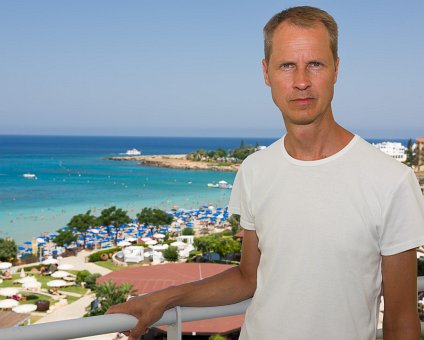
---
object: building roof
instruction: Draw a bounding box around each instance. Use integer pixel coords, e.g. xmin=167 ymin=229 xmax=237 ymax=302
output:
xmin=97 ymin=263 xmax=244 ymax=335
xmin=416 ymin=138 xmax=424 ymax=143
xmin=0 ymin=311 xmax=30 ymax=329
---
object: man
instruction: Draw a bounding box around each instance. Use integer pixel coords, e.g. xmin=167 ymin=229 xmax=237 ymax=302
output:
xmin=108 ymin=6 xmax=424 ymax=339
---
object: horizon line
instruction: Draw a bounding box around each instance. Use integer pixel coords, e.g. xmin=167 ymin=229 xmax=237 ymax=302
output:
xmin=0 ymin=133 xmax=419 ymax=141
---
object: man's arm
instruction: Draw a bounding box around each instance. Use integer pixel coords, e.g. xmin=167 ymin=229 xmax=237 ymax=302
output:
xmin=382 ymin=248 xmax=420 ymax=340
xmin=106 ymin=229 xmax=260 ymax=340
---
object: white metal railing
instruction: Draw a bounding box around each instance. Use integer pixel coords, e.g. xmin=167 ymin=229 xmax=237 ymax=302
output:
xmin=0 ymin=299 xmax=251 ymax=340
xmin=0 ymin=277 xmax=423 ymax=340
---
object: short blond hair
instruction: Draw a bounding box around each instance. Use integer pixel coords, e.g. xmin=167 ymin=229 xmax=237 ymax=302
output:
xmin=263 ymin=6 xmax=338 ymax=63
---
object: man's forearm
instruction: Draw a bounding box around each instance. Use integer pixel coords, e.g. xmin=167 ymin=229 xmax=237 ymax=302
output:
xmin=383 ymin=313 xmax=421 ymax=340
xmin=153 ymin=266 xmax=256 ymax=310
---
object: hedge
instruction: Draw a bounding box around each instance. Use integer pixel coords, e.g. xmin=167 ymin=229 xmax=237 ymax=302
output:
xmin=88 ymin=247 xmax=121 ymax=262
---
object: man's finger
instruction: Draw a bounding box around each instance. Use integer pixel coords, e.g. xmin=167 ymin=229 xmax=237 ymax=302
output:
xmin=128 ymin=320 xmax=147 ymax=340
xmin=105 ymin=304 xmax=121 ymax=315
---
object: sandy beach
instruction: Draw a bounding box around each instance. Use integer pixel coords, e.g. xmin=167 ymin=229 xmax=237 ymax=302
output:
xmin=107 ymin=154 xmax=240 ymax=172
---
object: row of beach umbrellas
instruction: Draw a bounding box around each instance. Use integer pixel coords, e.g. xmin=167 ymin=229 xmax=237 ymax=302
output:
xmin=17 ymin=205 xmax=230 ymax=256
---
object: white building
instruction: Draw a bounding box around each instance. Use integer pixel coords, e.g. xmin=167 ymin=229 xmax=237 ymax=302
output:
xmin=372 ymin=142 xmax=407 ymax=162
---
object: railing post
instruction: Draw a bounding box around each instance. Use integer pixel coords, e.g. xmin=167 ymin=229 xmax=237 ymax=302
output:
xmin=167 ymin=306 xmax=182 ymax=340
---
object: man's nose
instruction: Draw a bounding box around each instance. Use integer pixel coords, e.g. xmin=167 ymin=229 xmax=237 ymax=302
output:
xmin=293 ymin=69 xmax=311 ymax=90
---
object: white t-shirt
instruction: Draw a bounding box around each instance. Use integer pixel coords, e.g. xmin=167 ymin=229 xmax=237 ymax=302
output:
xmin=229 ymin=135 xmax=424 ymax=340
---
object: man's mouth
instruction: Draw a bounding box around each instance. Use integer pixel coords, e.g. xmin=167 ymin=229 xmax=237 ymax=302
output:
xmin=291 ymin=97 xmax=314 ymax=105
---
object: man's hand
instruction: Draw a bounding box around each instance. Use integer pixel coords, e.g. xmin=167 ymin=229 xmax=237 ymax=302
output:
xmin=106 ymin=229 xmax=260 ymax=339
xmin=106 ymin=292 xmax=166 ymax=340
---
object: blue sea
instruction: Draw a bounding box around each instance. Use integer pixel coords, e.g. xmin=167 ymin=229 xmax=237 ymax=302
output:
xmin=0 ymin=135 xmax=410 ymax=244
xmin=0 ymin=135 xmax=278 ymax=243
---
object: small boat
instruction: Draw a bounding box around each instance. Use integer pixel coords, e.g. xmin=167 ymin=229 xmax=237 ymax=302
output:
xmin=207 ymin=181 xmax=232 ymax=189
xmin=125 ymin=148 xmax=141 ymax=156
xmin=23 ymin=173 xmax=37 ymax=179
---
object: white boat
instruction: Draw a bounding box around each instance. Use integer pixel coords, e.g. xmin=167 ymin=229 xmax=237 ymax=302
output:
xmin=125 ymin=148 xmax=141 ymax=156
xmin=23 ymin=173 xmax=37 ymax=179
xmin=207 ymin=181 xmax=232 ymax=189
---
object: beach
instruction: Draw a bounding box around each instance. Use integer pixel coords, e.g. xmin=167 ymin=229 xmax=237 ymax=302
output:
xmin=107 ymin=154 xmax=240 ymax=172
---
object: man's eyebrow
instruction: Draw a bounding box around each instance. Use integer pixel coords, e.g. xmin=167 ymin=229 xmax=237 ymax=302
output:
xmin=307 ymin=59 xmax=326 ymax=65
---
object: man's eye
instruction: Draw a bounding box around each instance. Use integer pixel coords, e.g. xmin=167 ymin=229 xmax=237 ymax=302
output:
xmin=281 ymin=63 xmax=294 ymax=69
xmin=309 ymin=62 xmax=322 ymax=68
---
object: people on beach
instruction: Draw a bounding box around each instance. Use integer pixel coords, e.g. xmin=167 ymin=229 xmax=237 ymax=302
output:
xmin=106 ymin=6 xmax=424 ymax=340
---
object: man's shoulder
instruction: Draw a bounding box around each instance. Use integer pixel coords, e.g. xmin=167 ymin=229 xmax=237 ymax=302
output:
xmin=351 ymin=136 xmax=412 ymax=182
xmin=241 ymin=137 xmax=283 ymax=169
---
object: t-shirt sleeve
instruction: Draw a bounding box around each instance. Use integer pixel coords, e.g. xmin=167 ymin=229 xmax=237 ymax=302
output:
xmin=228 ymin=164 xmax=255 ymax=230
xmin=380 ymin=168 xmax=424 ymax=256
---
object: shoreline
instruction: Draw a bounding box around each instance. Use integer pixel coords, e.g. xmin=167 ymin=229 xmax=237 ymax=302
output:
xmin=107 ymin=154 xmax=240 ymax=172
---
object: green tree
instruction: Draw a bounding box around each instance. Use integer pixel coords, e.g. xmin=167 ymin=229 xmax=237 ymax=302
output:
xmin=163 ymin=246 xmax=178 ymax=262
xmin=53 ymin=229 xmax=77 ymax=247
xmin=215 ymin=237 xmax=241 ymax=258
xmin=231 ymin=145 xmax=256 ymax=161
xmin=214 ymin=148 xmax=227 ymax=158
xmin=227 ymin=214 xmax=241 ymax=235
xmin=0 ymin=238 xmax=17 ymax=261
xmin=404 ymin=138 xmax=417 ymax=167
xmin=76 ymin=270 xmax=101 ymax=289
xmin=98 ymin=206 xmax=131 ymax=245
xmin=91 ymin=280 xmax=136 ymax=316
xmin=136 ymin=208 xmax=173 ymax=227
xmin=193 ymin=233 xmax=221 ymax=254
xmin=189 ymin=149 xmax=208 ymax=161
xmin=182 ymin=227 xmax=194 ymax=236
xmin=68 ymin=210 xmax=97 ymax=248
xmin=194 ymin=233 xmax=241 ymax=259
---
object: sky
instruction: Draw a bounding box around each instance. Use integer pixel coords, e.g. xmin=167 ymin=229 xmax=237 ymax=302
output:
xmin=1 ymin=0 xmax=423 ymax=139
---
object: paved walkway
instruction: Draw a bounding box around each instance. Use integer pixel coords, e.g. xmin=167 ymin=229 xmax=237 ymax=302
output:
xmin=35 ymin=294 xmax=94 ymax=324
xmin=58 ymin=249 xmax=113 ymax=276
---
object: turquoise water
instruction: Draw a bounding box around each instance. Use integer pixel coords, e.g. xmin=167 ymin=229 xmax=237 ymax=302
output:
xmin=0 ymin=135 xmax=408 ymax=244
xmin=0 ymin=135 xmax=276 ymax=243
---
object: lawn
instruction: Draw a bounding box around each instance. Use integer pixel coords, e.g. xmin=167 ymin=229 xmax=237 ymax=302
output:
xmin=0 ymin=272 xmax=89 ymax=309
xmin=94 ymin=260 xmax=126 ymax=271
xmin=94 ymin=259 xmax=150 ymax=271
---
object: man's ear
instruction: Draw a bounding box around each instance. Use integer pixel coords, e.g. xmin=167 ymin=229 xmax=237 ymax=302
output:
xmin=262 ymin=59 xmax=271 ymax=86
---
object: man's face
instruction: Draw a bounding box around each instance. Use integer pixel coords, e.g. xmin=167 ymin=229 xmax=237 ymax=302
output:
xmin=262 ymin=22 xmax=339 ymax=127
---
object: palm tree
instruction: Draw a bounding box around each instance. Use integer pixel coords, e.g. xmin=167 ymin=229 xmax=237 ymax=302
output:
xmin=92 ymin=280 xmax=136 ymax=315
xmin=98 ymin=206 xmax=130 ymax=245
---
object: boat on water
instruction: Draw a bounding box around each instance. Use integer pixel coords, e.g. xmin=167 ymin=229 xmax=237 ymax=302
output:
xmin=207 ymin=180 xmax=232 ymax=189
xmin=124 ymin=148 xmax=141 ymax=156
xmin=23 ymin=173 xmax=37 ymax=179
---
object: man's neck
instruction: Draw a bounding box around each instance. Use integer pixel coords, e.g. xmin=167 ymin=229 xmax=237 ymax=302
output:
xmin=284 ymin=120 xmax=354 ymax=161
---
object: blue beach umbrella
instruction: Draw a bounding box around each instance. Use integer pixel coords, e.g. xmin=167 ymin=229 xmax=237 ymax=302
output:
xmin=24 ymin=241 xmax=32 ymax=245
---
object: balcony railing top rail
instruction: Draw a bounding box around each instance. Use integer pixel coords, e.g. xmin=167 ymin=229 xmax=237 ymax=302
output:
xmin=0 ymin=277 xmax=423 ymax=340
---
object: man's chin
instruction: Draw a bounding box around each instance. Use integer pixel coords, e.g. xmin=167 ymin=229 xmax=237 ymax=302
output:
xmin=283 ymin=113 xmax=321 ymax=126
